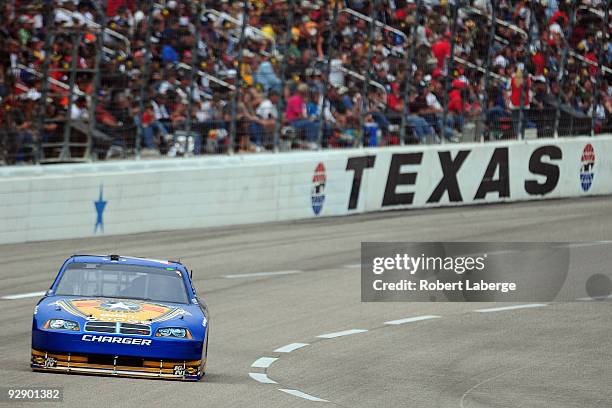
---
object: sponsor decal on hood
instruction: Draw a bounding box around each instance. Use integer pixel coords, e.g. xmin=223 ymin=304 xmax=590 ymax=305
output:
xmin=51 ymin=298 xmax=191 ymax=324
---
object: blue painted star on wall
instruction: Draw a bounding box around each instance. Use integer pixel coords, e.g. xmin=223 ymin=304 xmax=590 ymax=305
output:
xmin=94 ymin=184 xmax=107 ymax=234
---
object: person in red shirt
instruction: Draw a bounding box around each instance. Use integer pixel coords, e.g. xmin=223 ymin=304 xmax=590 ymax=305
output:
xmin=510 ymin=69 xmax=531 ymax=109
xmin=508 ymin=69 xmax=532 ymax=138
xmin=285 ymin=83 xmax=318 ymax=143
xmin=448 ymin=79 xmax=465 ymax=114
xmin=548 ymin=9 xmax=568 ymax=30
xmin=285 ymin=83 xmax=307 ymax=122
xmin=532 ymin=52 xmax=546 ymax=75
xmin=447 ymin=79 xmax=466 ymax=131
xmin=431 ymin=33 xmax=451 ymax=70
xmin=386 ymin=82 xmax=404 ymax=113
xmin=585 ymin=51 xmax=598 ymax=76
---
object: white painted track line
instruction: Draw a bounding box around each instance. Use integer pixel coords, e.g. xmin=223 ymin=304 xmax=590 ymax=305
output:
xmin=342 ymin=263 xmax=362 ymax=269
xmin=565 ymin=242 xmax=610 ymax=248
xmin=1 ymin=291 xmax=45 ymax=300
xmin=317 ymin=329 xmax=368 ymax=339
xmin=249 ymin=372 xmax=277 ymax=384
xmin=251 ymin=357 xmax=278 ymax=368
xmin=475 ymin=304 xmax=547 ymax=313
xmin=576 ymin=294 xmax=612 ymax=301
xmin=274 ymin=343 xmax=309 ymax=353
xmin=384 ymin=315 xmax=441 ymax=325
xmin=279 ymin=389 xmax=329 ymax=402
xmin=224 ymin=270 xmax=301 ymax=279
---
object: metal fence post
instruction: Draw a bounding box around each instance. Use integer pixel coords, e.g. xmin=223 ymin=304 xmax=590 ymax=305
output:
xmin=273 ymin=0 xmax=295 ymax=152
xmin=229 ymin=1 xmax=249 ymax=154
xmin=60 ymin=32 xmax=83 ymax=161
xmin=317 ymin=0 xmax=339 ymax=148
xmin=137 ymin=0 xmax=155 ymax=157
xmin=400 ymin=0 xmax=422 ymax=145
xmin=592 ymin=1 xmax=610 ymax=137
xmin=481 ymin=0 xmax=497 ymax=142
xmin=441 ymin=1 xmax=460 ymax=145
xmin=185 ymin=0 xmax=203 ymax=146
xmin=89 ymin=0 xmax=107 ymax=161
xmin=359 ymin=0 xmax=379 ymax=147
xmin=517 ymin=0 xmax=535 ymax=141
xmin=553 ymin=0 xmax=577 ymax=139
xmin=35 ymin=1 xmax=56 ymax=164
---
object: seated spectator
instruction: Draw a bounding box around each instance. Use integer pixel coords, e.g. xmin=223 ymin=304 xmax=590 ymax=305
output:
xmin=254 ymin=58 xmax=282 ymax=93
xmin=70 ymin=97 xmax=89 ymax=122
xmin=404 ymin=92 xmax=436 ymax=143
xmin=248 ymin=89 xmax=278 ymax=149
xmin=285 ymin=83 xmax=319 ymax=144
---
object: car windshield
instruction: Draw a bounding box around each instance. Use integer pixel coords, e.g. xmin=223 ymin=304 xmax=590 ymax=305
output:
xmin=54 ymin=262 xmax=190 ymax=304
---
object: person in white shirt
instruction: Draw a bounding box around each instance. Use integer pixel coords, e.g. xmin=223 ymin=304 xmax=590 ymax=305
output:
xmin=256 ymin=94 xmax=278 ymax=121
xmin=248 ymin=90 xmax=279 ymax=148
xmin=70 ymin=97 xmax=89 ymax=121
xmin=151 ymin=94 xmax=171 ymax=121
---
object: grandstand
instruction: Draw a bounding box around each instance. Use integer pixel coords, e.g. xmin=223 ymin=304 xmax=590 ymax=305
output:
xmin=0 ymin=0 xmax=610 ymax=163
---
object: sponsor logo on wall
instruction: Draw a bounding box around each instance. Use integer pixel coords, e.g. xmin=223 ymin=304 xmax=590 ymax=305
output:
xmin=580 ymin=143 xmax=595 ymax=192
xmin=311 ymin=162 xmax=326 ymax=215
xmin=345 ymin=145 xmax=564 ymax=209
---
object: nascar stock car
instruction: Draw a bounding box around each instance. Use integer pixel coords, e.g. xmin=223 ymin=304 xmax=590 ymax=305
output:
xmin=31 ymin=254 xmax=209 ymax=381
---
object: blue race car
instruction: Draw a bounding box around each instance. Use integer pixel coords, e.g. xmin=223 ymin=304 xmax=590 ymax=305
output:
xmin=31 ymin=254 xmax=209 ymax=381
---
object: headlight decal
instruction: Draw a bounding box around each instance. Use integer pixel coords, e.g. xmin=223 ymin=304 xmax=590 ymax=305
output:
xmin=45 ymin=319 xmax=80 ymax=331
xmin=155 ymin=327 xmax=192 ymax=339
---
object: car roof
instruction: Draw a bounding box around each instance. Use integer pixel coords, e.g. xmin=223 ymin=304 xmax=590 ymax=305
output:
xmin=67 ymin=255 xmax=185 ymax=270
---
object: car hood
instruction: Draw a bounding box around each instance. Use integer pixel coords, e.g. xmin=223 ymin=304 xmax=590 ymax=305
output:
xmin=36 ymin=296 xmax=204 ymax=328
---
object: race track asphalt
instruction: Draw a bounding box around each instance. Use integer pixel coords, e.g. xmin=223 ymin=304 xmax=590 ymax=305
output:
xmin=0 ymin=196 xmax=611 ymax=408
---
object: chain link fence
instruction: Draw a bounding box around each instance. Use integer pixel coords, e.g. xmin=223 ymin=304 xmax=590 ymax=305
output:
xmin=1 ymin=0 xmax=610 ymax=164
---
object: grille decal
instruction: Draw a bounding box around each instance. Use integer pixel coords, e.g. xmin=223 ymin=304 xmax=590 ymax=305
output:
xmin=84 ymin=321 xmax=151 ymax=336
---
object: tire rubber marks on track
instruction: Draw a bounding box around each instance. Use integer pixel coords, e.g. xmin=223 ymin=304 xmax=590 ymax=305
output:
xmin=459 ymin=365 xmax=530 ymax=408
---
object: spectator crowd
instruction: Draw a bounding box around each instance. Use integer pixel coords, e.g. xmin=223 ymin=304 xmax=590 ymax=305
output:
xmin=0 ymin=0 xmax=610 ymax=162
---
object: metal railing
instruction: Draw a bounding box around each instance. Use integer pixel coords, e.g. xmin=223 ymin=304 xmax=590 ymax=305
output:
xmin=55 ymin=8 xmax=131 ymax=54
xmin=203 ymin=8 xmax=275 ymax=47
xmin=339 ymin=7 xmax=408 ymax=46
xmin=176 ymin=63 xmax=236 ymax=91
xmin=15 ymin=64 xmax=86 ymax=96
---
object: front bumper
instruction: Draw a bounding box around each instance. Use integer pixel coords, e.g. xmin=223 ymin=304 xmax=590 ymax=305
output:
xmin=32 ymin=327 xmax=204 ymax=361
xmin=31 ymin=349 xmax=204 ymax=381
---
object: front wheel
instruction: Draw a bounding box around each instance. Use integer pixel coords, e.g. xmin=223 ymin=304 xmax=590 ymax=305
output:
xmin=200 ymin=330 xmax=209 ymax=378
